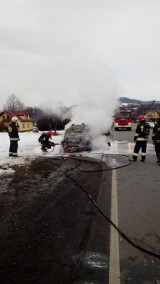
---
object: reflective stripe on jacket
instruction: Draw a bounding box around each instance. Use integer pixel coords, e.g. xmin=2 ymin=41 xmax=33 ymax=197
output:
xmin=8 ymin=122 xmax=19 ymax=140
xmin=134 ymin=122 xmax=150 ymax=142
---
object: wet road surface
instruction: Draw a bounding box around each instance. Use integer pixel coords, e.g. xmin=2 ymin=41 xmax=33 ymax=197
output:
xmin=0 ymin=124 xmax=160 ymax=283
xmin=108 ymin=124 xmax=160 ymax=283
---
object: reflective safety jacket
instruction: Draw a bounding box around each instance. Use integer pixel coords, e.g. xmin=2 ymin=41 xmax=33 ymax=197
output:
xmin=8 ymin=122 xmax=19 ymax=141
xmin=134 ymin=122 xmax=150 ymax=141
xmin=152 ymin=123 xmax=160 ymax=143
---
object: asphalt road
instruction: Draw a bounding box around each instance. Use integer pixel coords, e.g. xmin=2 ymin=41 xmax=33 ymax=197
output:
xmin=110 ymin=124 xmax=160 ymax=283
xmin=0 ymin=155 xmax=112 ymax=284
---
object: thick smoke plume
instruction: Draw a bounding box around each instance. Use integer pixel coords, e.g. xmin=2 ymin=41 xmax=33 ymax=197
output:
xmin=42 ymin=56 xmax=120 ymax=149
xmin=64 ymin=56 xmax=120 ymax=149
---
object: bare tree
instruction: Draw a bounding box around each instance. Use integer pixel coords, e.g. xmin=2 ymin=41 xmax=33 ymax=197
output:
xmin=3 ymin=94 xmax=24 ymax=111
xmin=16 ymin=98 xmax=24 ymax=111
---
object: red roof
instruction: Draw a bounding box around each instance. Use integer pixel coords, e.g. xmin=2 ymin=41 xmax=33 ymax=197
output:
xmin=0 ymin=110 xmax=34 ymax=122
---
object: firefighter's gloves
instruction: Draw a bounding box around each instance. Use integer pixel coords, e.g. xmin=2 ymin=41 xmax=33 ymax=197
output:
xmin=106 ymin=131 xmax=110 ymax=136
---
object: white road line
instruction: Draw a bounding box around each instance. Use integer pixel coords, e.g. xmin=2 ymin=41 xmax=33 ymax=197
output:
xmin=109 ymin=169 xmax=120 ymax=284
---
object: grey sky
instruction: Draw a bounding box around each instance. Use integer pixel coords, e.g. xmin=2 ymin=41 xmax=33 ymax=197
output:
xmin=0 ymin=0 xmax=160 ymax=110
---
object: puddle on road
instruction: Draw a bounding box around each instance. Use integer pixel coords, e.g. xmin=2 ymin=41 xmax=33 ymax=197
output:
xmin=72 ymin=251 xmax=109 ymax=284
xmin=108 ymin=141 xmax=155 ymax=156
xmin=83 ymin=141 xmax=155 ymax=162
xmin=73 ymin=251 xmax=108 ymax=269
xmin=72 ymin=251 xmax=160 ymax=284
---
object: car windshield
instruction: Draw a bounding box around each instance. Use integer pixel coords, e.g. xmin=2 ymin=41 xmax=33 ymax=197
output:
xmin=116 ymin=112 xmax=131 ymax=118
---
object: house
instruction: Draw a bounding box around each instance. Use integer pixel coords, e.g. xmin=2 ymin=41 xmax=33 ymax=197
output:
xmin=146 ymin=111 xmax=160 ymax=121
xmin=0 ymin=110 xmax=34 ymax=132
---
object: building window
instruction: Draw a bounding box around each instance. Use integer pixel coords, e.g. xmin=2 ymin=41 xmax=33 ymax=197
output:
xmin=23 ymin=123 xmax=25 ymax=128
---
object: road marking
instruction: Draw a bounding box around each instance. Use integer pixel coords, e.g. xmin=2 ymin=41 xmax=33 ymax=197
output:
xmin=109 ymin=169 xmax=120 ymax=284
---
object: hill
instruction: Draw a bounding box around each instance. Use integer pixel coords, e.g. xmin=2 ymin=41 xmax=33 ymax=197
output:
xmin=119 ymin=97 xmax=141 ymax=104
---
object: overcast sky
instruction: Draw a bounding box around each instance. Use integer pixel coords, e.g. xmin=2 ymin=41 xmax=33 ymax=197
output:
xmin=0 ymin=0 xmax=160 ymax=110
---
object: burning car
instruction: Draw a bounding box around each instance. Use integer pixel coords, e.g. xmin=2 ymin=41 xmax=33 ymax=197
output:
xmin=61 ymin=123 xmax=92 ymax=153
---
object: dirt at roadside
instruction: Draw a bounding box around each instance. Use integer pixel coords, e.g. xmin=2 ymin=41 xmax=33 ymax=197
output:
xmin=0 ymin=156 xmax=110 ymax=284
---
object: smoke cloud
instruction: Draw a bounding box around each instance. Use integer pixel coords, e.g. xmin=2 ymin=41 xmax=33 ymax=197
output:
xmin=58 ymin=55 xmax=120 ymax=149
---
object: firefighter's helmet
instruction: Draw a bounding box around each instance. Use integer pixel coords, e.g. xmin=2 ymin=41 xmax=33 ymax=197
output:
xmin=47 ymin=131 xmax=53 ymax=137
xmin=11 ymin=116 xmax=18 ymax=122
xmin=138 ymin=115 xmax=145 ymax=121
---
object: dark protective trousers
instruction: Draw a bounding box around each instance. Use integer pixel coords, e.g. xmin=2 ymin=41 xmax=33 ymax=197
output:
xmin=9 ymin=141 xmax=18 ymax=157
xmin=41 ymin=142 xmax=52 ymax=150
xmin=133 ymin=140 xmax=147 ymax=161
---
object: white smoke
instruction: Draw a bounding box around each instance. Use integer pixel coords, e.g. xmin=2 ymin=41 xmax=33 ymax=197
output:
xmin=41 ymin=55 xmax=120 ymax=150
xmin=62 ymin=56 xmax=120 ymax=149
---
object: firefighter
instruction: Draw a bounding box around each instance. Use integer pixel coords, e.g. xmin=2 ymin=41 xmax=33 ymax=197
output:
xmin=8 ymin=116 xmax=20 ymax=157
xmin=38 ymin=131 xmax=55 ymax=152
xmin=152 ymin=118 xmax=160 ymax=164
xmin=131 ymin=115 xmax=150 ymax=162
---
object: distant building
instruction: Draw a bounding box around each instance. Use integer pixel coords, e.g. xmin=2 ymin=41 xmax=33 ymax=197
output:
xmin=0 ymin=110 xmax=34 ymax=132
xmin=146 ymin=111 xmax=160 ymax=121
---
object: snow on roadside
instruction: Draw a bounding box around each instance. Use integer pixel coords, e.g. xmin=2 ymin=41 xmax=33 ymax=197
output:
xmin=0 ymin=131 xmax=65 ymax=175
